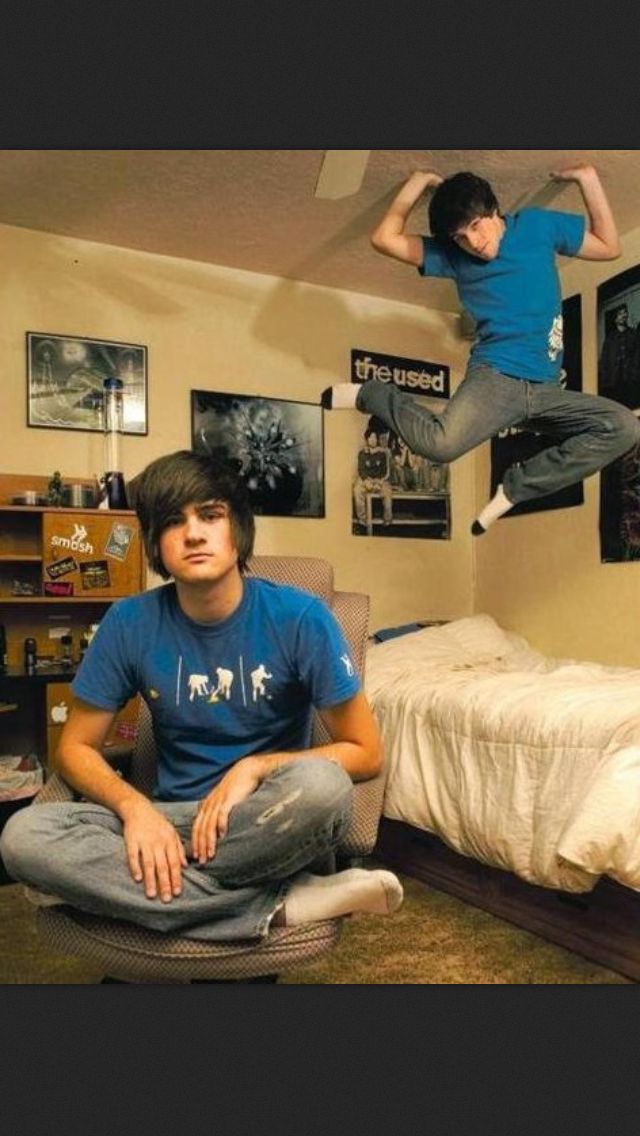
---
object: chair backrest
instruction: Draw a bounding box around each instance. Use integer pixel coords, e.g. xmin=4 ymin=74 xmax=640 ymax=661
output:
xmin=129 ymin=555 xmax=386 ymax=857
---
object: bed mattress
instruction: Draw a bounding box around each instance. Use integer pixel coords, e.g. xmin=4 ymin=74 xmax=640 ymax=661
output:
xmin=365 ymin=615 xmax=640 ymax=892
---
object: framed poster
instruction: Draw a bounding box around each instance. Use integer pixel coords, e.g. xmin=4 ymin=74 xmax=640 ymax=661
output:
xmin=351 ymin=415 xmax=450 ymax=539
xmin=597 ymin=265 xmax=640 ymax=561
xmin=489 ymin=292 xmax=584 ymax=517
xmin=191 ymin=390 xmax=325 ymax=517
xmin=27 ymin=331 xmax=148 ymax=434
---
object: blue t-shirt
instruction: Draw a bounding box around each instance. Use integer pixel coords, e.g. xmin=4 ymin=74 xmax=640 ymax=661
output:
xmin=420 ymin=207 xmax=585 ymax=381
xmin=72 ymin=577 xmax=361 ymax=801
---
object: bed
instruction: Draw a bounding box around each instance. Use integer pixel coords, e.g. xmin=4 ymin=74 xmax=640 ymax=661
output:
xmin=367 ymin=614 xmax=640 ymax=979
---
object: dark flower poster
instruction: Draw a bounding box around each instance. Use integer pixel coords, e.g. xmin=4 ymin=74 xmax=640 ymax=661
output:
xmin=191 ymin=391 xmax=325 ymax=517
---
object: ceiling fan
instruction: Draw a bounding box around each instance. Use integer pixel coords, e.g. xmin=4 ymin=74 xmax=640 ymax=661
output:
xmin=314 ymin=150 xmax=371 ymax=199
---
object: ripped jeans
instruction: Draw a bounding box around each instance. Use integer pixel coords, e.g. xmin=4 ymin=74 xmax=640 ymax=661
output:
xmin=0 ymin=757 xmax=354 ymax=942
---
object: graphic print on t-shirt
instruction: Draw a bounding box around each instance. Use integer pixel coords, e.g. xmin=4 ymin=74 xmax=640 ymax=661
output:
xmin=547 ymin=313 xmax=563 ymax=361
xmin=182 ymin=655 xmax=274 ymax=709
xmin=250 ymin=663 xmax=273 ymax=701
xmin=208 ymin=666 xmax=234 ymax=701
xmin=188 ymin=673 xmax=210 ymax=701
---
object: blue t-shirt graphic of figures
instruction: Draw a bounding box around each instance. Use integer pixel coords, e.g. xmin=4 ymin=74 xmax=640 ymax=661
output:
xmin=72 ymin=577 xmax=361 ymax=801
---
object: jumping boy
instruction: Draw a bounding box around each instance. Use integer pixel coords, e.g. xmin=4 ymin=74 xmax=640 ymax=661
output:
xmin=322 ymin=164 xmax=640 ymax=533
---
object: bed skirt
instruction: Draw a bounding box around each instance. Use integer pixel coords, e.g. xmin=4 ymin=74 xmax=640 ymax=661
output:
xmin=375 ymin=817 xmax=640 ymax=982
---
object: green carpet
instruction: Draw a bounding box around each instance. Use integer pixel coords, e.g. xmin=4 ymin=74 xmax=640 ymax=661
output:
xmin=0 ymin=876 xmax=631 ymax=984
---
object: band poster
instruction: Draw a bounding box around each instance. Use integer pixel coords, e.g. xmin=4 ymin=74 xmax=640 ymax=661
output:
xmin=597 ymin=264 xmax=640 ymax=562
xmin=349 ymin=348 xmax=451 ymax=539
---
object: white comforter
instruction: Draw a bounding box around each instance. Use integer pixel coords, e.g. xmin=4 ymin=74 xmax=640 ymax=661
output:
xmin=365 ymin=615 xmax=640 ymax=892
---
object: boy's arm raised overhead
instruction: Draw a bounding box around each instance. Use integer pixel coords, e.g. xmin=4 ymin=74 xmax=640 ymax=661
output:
xmin=370 ymin=169 xmax=443 ymax=266
xmin=551 ymin=163 xmax=621 ymax=261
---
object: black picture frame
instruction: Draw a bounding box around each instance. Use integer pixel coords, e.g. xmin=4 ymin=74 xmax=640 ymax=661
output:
xmin=191 ymin=390 xmax=325 ymax=518
xmin=597 ymin=264 xmax=640 ymax=562
xmin=26 ymin=331 xmax=148 ymax=435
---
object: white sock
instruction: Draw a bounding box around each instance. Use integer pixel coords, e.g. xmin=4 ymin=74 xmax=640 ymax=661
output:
xmin=282 ymin=868 xmax=403 ymax=925
xmin=320 ymin=384 xmax=360 ymax=410
xmin=472 ymin=483 xmax=513 ymax=534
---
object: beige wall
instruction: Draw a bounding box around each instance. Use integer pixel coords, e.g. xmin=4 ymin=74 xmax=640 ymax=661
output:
xmin=0 ymin=221 xmax=475 ymax=631
xmin=5 ymin=218 xmax=639 ymax=663
xmin=474 ymin=222 xmax=640 ymax=667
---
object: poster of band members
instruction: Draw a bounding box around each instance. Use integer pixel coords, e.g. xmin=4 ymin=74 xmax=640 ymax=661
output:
xmin=597 ymin=265 xmax=640 ymax=562
xmin=350 ymin=349 xmax=451 ymax=539
xmin=489 ymin=293 xmax=584 ymax=518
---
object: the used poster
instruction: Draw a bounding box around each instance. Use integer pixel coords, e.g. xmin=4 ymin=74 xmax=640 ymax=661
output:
xmin=349 ymin=348 xmax=451 ymax=539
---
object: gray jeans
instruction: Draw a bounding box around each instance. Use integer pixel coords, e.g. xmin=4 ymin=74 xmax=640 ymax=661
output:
xmin=357 ymin=366 xmax=640 ymax=504
xmin=0 ymin=757 xmax=354 ymax=942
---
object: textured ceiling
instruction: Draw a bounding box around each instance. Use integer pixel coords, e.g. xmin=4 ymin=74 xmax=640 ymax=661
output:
xmin=1 ymin=149 xmax=639 ymax=313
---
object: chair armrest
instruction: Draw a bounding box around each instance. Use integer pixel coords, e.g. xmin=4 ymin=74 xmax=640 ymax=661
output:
xmin=332 ymin=590 xmax=370 ymax=677
xmin=33 ymin=743 xmax=134 ymax=806
xmin=33 ymin=771 xmax=75 ymax=805
xmin=338 ymin=766 xmax=388 ymax=858
xmin=101 ymin=742 xmax=134 ymax=780
xmin=330 ymin=589 xmax=382 ymax=855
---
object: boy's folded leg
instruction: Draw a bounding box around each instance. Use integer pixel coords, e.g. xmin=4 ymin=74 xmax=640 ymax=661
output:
xmin=278 ymin=867 xmax=404 ymax=925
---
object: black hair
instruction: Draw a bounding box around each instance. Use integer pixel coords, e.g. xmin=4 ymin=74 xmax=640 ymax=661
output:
xmin=127 ymin=450 xmax=255 ymax=578
xmin=428 ymin=172 xmax=500 ymax=242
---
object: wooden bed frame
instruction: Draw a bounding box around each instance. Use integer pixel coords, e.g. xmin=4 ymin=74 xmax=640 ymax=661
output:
xmin=375 ymin=816 xmax=640 ymax=982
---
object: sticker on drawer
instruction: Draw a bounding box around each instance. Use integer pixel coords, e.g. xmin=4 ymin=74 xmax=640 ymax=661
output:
xmin=46 ymin=556 xmax=79 ymax=579
xmin=44 ymin=581 xmax=74 ymax=596
xmin=79 ymin=560 xmax=111 ymax=589
xmin=50 ymin=700 xmax=69 ymax=725
xmin=105 ymin=522 xmax=135 ymax=561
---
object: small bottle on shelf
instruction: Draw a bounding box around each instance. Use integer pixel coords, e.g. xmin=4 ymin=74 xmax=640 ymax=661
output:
xmin=60 ymin=634 xmax=74 ymax=669
xmin=0 ymin=624 xmax=7 ymax=673
xmin=24 ymin=637 xmax=37 ymax=676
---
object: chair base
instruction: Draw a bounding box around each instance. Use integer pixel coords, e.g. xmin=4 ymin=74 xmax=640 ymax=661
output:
xmin=38 ymin=905 xmax=343 ymax=984
xmin=101 ymin=974 xmax=279 ymax=983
